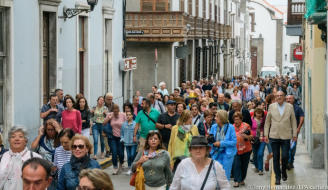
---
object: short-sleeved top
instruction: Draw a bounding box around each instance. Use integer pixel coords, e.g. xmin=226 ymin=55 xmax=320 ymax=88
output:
xmin=92 ymin=106 xmax=108 ymax=124
xmin=108 ymin=112 xmax=126 ymax=137
xmin=157 ymin=112 xmax=180 ymax=146
xmin=40 ymin=103 xmax=64 ymax=123
xmin=135 ymin=108 xmax=160 ymax=139
xmin=293 ymin=104 xmax=304 ymax=126
xmin=234 ymin=122 xmax=252 ymax=155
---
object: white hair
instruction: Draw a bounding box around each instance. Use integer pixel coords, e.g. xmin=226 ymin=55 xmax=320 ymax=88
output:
xmin=105 ymin=92 xmax=113 ymax=98
xmin=8 ymin=125 xmax=28 ymax=142
xmin=159 ymin=81 xmax=166 ymax=87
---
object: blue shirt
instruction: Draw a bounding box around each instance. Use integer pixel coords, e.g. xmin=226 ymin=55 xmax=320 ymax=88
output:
xmin=277 ymin=102 xmax=286 ymax=116
xmin=40 ymin=103 xmax=64 ymax=124
xmin=293 ymin=104 xmax=304 ymax=126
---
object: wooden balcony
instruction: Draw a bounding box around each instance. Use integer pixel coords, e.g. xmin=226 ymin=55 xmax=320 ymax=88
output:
xmin=287 ymin=0 xmax=305 ymax=25
xmin=125 ymin=11 xmax=233 ymax=42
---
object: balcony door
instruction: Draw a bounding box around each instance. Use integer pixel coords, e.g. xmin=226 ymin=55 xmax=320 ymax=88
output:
xmin=141 ymin=0 xmax=169 ymax=11
xmin=42 ymin=12 xmax=56 ymax=104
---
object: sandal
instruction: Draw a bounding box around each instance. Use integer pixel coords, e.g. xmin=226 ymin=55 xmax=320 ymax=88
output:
xmin=93 ymin=155 xmax=97 ymax=160
xmin=233 ymin=182 xmax=239 ymax=187
xmin=100 ymin=152 xmax=105 ymax=159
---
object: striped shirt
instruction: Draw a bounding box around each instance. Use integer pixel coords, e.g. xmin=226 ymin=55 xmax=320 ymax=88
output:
xmin=54 ymin=146 xmax=71 ymax=178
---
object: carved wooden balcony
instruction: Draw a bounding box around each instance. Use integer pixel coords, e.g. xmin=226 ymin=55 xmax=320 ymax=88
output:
xmin=126 ymin=11 xmax=194 ymax=42
xmin=287 ymin=0 xmax=305 ymax=25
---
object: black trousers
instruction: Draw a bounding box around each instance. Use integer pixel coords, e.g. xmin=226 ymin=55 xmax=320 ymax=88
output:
xmin=270 ymin=138 xmax=290 ymax=180
xmin=232 ymin=151 xmax=251 ymax=182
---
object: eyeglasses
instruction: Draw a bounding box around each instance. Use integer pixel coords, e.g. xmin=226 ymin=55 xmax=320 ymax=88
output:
xmin=76 ymin=186 xmax=96 ymax=190
xmin=149 ymin=130 xmax=159 ymax=133
xmin=72 ymin=144 xmax=85 ymax=150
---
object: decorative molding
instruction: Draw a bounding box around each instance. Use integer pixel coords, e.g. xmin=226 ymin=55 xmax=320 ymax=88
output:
xmin=75 ymin=0 xmax=90 ymax=9
xmin=0 ymin=0 xmax=13 ymax=7
xmin=103 ymin=0 xmax=115 ymax=18
xmin=39 ymin=0 xmax=62 ymax=6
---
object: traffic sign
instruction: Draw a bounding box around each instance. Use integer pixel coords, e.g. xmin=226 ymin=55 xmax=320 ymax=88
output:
xmin=293 ymin=46 xmax=302 ymax=61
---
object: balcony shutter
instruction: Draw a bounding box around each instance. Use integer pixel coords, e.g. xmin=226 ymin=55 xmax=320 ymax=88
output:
xmin=203 ymin=0 xmax=206 ymax=18
xmin=189 ymin=0 xmax=192 ymax=14
xmin=196 ymin=0 xmax=199 ymax=17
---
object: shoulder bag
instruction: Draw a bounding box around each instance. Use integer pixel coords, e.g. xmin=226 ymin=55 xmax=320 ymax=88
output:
xmin=143 ymin=110 xmax=156 ymax=124
xmin=200 ymin=159 xmax=214 ymax=190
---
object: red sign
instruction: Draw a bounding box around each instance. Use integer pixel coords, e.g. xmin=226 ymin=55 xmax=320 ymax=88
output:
xmin=293 ymin=46 xmax=303 ymax=61
xmin=123 ymin=57 xmax=137 ymax=71
xmin=155 ymin=48 xmax=158 ymax=62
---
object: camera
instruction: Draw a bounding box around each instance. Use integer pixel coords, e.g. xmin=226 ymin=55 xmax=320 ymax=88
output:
xmin=243 ymin=130 xmax=251 ymax=141
xmin=207 ymin=134 xmax=216 ymax=144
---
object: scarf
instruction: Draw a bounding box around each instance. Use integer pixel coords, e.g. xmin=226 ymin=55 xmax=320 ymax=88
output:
xmin=144 ymin=149 xmax=165 ymax=159
xmin=39 ymin=135 xmax=55 ymax=161
xmin=0 ymin=148 xmax=29 ymax=190
xmin=177 ymin=125 xmax=193 ymax=156
xmin=216 ymin=124 xmax=227 ymax=142
xmin=70 ymin=154 xmax=90 ymax=175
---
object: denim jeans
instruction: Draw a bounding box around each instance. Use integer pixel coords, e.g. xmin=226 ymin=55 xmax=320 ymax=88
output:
xmin=266 ymin=142 xmax=273 ymax=153
xmin=111 ymin=136 xmax=124 ymax=168
xmin=232 ymin=151 xmax=251 ymax=182
xmin=92 ymin=123 xmax=105 ymax=155
xmin=253 ymin=142 xmax=266 ymax=171
xmin=125 ymin=145 xmax=137 ymax=168
xmin=289 ymin=140 xmax=297 ymax=164
xmin=103 ymin=123 xmax=113 ymax=153
xmin=270 ymin=138 xmax=290 ymax=180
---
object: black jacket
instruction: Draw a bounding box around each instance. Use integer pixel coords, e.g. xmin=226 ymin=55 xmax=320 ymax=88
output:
xmin=228 ymin=108 xmax=252 ymax=127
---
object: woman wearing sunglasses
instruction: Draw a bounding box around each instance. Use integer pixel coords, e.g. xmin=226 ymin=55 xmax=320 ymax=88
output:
xmin=57 ymin=135 xmax=100 ymax=190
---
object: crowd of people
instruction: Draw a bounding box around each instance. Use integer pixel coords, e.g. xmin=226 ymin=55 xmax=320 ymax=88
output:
xmin=0 ymin=75 xmax=304 ymax=190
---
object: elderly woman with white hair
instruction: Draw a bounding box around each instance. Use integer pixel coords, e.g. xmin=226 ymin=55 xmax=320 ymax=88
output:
xmin=0 ymin=126 xmax=41 ymax=189
xmin=158 ymin=81 xmax=169 ymax=96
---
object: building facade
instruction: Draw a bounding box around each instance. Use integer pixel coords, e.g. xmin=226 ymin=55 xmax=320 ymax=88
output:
xmin=125 ymin=0 xmax=251 ymax=96
xmin=0 ymin=0 xmax=124 ymax=142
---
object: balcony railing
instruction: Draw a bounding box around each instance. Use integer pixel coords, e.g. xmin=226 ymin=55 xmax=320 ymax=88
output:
xmin=287 ymin=0 xmax=305 ymax=25
xmin=125 ymin=11 xmax=232 ymax=42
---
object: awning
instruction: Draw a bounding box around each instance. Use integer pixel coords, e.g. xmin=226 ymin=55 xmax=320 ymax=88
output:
xmin=305 ymin=0 xmax=326 ymax=21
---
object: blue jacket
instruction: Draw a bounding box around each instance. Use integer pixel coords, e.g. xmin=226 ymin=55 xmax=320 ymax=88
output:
xmin=209 ymin=123 xmax=237 ymax=160
xmin=57 ymin=159 xmax=100 ymax=190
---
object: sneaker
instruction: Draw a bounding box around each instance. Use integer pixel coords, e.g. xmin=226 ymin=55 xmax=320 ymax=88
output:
xmin=113 ymin=168 xmax=119 ymax=175
xmin=105 ymin=151 xmax=111 ymax=158
xmin=100 ymin=152 xmax=105 ymax=159
xmin=125 ymin=169 xmax=132 ymax=176
xmin=258 ymin=171 xmax=264 ymax=175
xmin=253 ymin=168 xmax=259 ymax=173
xmin=93 ymin=155 xmax=97 ymax=160
xmin=239 ymin=181 xmax=245 ymax=186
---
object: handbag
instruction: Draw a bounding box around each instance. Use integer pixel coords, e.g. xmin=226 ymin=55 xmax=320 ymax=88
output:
xmin=200 ymin=159 xmax=214 ymax=190
xmin=135 ymin=166 xmax=145 ymax=190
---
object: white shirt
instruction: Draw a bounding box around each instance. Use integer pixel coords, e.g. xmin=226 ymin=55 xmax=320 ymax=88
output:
xmin=170 ymin=158 xmax=230 ymax=190
xmin=0 ymin=148 xmax=41 ymax=190
xmin=277 ymin=102 xmax=286 ymax=116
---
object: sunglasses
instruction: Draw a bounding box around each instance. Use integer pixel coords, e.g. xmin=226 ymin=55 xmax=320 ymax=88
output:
xmin=72 ymin=144 xmax=85 ymax=150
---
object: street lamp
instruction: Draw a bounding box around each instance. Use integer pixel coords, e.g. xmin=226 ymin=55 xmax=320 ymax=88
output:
xmin=61 ymin=0 xmax=98 ymax=19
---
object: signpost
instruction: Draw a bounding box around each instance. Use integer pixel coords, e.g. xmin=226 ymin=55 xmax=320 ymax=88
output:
xmin=120 ymin=57 xmax=137 ymax=71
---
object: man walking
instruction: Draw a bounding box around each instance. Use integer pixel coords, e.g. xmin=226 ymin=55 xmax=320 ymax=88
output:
xmin=156 ymin=100 xmax=179 ymax=149
xmin=264 ymin=91 xmax=297 ymax=185
xmin=134 ymin=98 xmax=160 ymax=152
xmin=22 ymin=158 xmax=53 ymax=190
xmin=286 ymin=95 xmax=304 ymax=169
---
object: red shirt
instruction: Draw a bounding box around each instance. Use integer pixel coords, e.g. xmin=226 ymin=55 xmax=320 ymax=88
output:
xmin=62 ymin=109 xmax=82 ymax=133
xmin=234 ymin=122 xmax=252 ymax=155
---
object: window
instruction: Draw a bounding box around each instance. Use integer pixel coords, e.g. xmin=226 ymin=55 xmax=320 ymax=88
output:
xmin=104 ymin=19 xmax=112 ymax=93
xmin=202 ymin=0 xmax=206 ymax=18
xmin=79 ymin=16 xmax=87 ymax=94
xmin=42 ymin=12 xmax=57 ymax=104
xmin=141 ymin=0 xmax=169 ymax=12
xmin=188 ymin=0 xmax=192 ymax=14
xmin=196 ymin=0 xmax=199 ymax=17
xmin=250 ymin=13 xmax=255 ymax=32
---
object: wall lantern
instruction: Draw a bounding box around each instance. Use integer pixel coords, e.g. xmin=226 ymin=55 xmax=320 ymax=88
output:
xmin=61 ymin=0 xmax=98 ymax=19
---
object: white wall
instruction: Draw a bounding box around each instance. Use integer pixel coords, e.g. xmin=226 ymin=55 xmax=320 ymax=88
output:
xmin=249 ymin=2 xmax=277 ymax=67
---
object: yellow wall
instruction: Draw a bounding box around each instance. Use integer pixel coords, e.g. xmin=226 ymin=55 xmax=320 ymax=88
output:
xmin=304 ymin=23 xmax=326 ymax=134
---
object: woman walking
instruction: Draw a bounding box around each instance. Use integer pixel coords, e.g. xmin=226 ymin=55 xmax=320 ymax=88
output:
xmin=232 ymin=112 xmax=253 ymax=187
xmin=91 ymin=96 xmax=108 ymax=159
xmin=62 ymin=97 xmax=82 ymax=134
xmin=209 ymin=110 xmax=237 ymax=180
xmin=104 ymin=104 xmax=126 ymax=174
xmin=132 ymin=131 xmax=172 ymax=190
xmin=170 ymin=136 xmax=230 ymax=190
xmin=76 ymin=97 xmax=92 ymax=138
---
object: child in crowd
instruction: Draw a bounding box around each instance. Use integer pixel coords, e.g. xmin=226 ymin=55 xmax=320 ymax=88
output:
xmin=120 ymin=111 xmax=137 ymax=175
